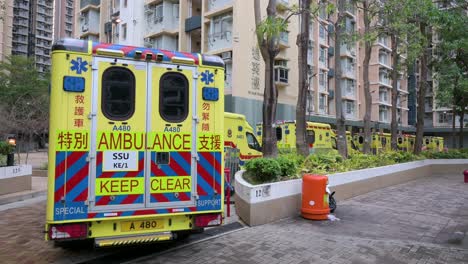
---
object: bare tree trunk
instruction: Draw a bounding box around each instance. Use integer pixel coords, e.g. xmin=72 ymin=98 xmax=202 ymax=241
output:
xmin=362 ymin=0 xmax=372 ymax=154
xmin=295 ymin=0 xmax=311 ymax=157
xmin=254 ymin=0 xmax=280 ymax=158
xmin=334 ymin=0 xmax=348 ymax=158
xmin=459 ymin=111 xmax=465 ymax=149
xmin=414 ymin=23 xmax=428 ymax=155
xmin=452 ymin=106 xmax=456 ymax=149
xmin=390 ymin=34 xmax=399 ymax=150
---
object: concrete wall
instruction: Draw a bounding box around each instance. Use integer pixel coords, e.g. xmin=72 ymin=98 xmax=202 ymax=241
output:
xmin=0 ymin=165 xmax=33 ymax=195
xmin=235 ymin=159 xmax=468 ymax=226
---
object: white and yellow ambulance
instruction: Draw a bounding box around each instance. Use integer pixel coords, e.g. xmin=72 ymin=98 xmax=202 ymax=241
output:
xmin=224 ymin=112 xmax=262 ymax=166
xmin=46 ymin=39 xmax=225 ymax=246
xmin=256 ymin=120 xmax=334 ymax=154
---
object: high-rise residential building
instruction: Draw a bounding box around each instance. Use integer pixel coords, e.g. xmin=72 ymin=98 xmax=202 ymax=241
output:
xmin=75 ymin=0 xmax=110 ymax=42
xmin=75 ymin=0 xmax=465 ymax=144
xmin=54 ymin=0 xmax=75 ymax=40
xmin=11 ymin=0 xmax=53 ymax=72
xmin=0 ymin=0 xmax=14 ymax=61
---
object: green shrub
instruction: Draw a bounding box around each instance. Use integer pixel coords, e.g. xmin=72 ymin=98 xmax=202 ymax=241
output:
xmin=421 ymin=149 xmax=468 ymax=159
xmin=244 ymin=158 xmax=281 ymax=183
xmin=276 ymin=156 xmax=298 ymax=177
xmin=302 ymin=150 xmax=345 ymax=174
xmin=0 ymin=141 xmax=13 ymax=156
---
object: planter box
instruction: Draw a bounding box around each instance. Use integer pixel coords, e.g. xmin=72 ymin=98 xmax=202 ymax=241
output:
xmin=0 ymin=165 xmax=33 ymax=196
xmin=235 ymin=159 xmax=468 ymax=226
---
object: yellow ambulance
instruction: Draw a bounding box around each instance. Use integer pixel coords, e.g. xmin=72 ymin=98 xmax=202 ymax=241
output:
xmin=423 ymin=136 xmax=444 ymax=151
xmin=275 ymin=121 xmax=334 ymax=154
xmin=224 ymin=112 xmax=262 ymax=166
xmin=46 ymin=39 xmax=225 ymax=246
xmin=331 ymin=131 xmax=355 ymax=151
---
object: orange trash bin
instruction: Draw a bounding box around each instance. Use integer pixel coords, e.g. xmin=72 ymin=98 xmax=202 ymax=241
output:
xmin=301 ymin=174 xmax=330 ymax=220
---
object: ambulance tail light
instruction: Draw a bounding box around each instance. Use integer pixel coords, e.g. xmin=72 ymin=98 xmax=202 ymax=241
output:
xmin=194 ymin=213 xmax=222 ymax=228
xmin=48 ymin=223 xmax=88 ymax=240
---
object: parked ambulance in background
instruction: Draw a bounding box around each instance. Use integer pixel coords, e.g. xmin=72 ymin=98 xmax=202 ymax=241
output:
xmin=257 ymin=120 xmax=335 ymax=154
xmin=224 ymin=112 xmax=262 ymax=166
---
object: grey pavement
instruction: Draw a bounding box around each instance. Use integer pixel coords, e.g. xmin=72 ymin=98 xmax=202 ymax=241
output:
xmin=0 ymin=172 xmax=467 ymax=264
xmin=134 ymin=173 xmax=468 ymax=264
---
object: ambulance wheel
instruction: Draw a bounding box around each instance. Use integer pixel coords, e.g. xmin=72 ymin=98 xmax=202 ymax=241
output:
xmin=174 ymin=231 xmax=191 ymax=240
xmin=53 ymin=239 xmax=93 ymax=249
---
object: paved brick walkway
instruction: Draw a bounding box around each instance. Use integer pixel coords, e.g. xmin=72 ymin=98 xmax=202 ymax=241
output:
xmin=0 ymin=173 xmax=467 ymax=264
xmin=135 ymin=174 xmax=468 ymax=264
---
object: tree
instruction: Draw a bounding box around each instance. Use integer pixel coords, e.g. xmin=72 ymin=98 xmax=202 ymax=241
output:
xmin=254 ymin=0 xmax=294 ymax=157
xmin=405 ymin=0 xmax=440 ymax=154
xmin=434 ymin=2 xmax=468 ymax=148
xmin=0 ymin=55 xmax=50 ymax=152
xmin=295 ymin=0 xmax=312 ymax=157
xmin=356 ymin=0 xmax=382 ymax=153
xmin=333 ymin=0 xmax=348 ymax=158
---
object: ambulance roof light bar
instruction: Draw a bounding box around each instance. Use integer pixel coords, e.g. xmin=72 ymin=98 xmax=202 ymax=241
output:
xmin=171 ymin=56 xmax=195 ymax=65
xmin=96 ymin=48 xmax=124 ymax=57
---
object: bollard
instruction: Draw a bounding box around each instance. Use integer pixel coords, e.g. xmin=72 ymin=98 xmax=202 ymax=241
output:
xmin=6 ymin=153 xmax=14 ymax=166
xmin=464 ymin=170 xmax=468 ymax=183
xmin=301 ymin=174 xmax=330 ymax=220
xmin=224 ymin=168 xmax=231 ymax=217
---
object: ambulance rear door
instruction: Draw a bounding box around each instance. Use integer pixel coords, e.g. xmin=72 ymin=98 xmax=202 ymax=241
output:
xmin=89 ymin=57 xmax=148 ymax=212
xmin=146 ymin=63 xmax=198 ymax=209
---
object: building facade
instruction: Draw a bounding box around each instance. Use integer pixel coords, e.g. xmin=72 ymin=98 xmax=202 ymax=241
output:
xmin=54 ymin=0 xmax=75 ymax=40
xmin=74 ymin=0 xmax=465 ymax=142
xmin=0 ymin=0 xmax=14 ymax=61
xmin=10 ymin=0 xmax=53 ymax=72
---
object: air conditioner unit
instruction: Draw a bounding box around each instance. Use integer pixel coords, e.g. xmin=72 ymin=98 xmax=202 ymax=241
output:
xmin=221 ymin=51 xmax=232 ymax=61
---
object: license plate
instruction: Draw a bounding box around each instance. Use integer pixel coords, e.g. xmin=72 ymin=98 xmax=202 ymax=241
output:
xmin=121 ymin=220 xmax=164 ymax=232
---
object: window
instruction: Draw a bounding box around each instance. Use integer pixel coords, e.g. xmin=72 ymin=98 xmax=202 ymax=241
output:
xmin=159 ymin=72 xmax=189 ymax=122
xmin=154 ymin=4 xmax=163 ymax=23
xmin=122 ymin=23 xmax=127 ymax=40
xmin=124 ymin=0 xmax=127 ymax=7
xmin=274 ymin=60 xmax=289 ymax=84
xmin=319 ymin=94 xmax=327 ymax=113
xmin=319 ymin=46 xmax=327 ymax=65
xmin=173 ymin=4 xmax=179 ymax=18
xmin=102 ymin=67 xmax=135 ymax=120
xmin=276 ymin=127 xmax=283 ymax=141
xmin=246 ymin=132 xmax=261 ymax=151
xmin=345 ymin=100 xmax=355 ymax=115
xmin=306 ymin=130 xmax=315 ymax=145
xmin=379 ymin=89 xmax=388 ymax=102
xmin=319 ymin=24 xmax=326 ymax=39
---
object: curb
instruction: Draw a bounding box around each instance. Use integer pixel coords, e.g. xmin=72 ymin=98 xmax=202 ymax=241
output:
xmin=0 ymin=190 xmax=47 ymax=205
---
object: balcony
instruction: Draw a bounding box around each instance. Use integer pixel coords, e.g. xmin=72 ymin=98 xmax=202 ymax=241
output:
xmin=144 ymin=4 xmax=180 ymax=38
xmin=378 ymin=36 xmax=391 ymax=50
xmin=342 ymin=65 xmax=355 ymax=79
xmin=279 ymin=31 xmax=289 ymax=48
xmin=207 ymin=0 xmax=233 ymax=13
xmin=185 ymin=16 xmax=201 ymax=32
xmin=340 ymin=44 xmax=356 ymax=57
xmin=344 ymin=1 xmax=356 ymax=16
xmin=342 ymin=81 xmax=355 ymax=98
xmin=379 ymin=53 xmax=391 ymax=69
xmin=80 ymin=0 xmax=100 ymax=10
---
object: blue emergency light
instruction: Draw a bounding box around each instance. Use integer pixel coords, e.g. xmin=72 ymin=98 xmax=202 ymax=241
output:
xmin=202 ymin=87 xmax=219 ymax=101
xmin=63 ymin=76 xmax=85 ymax=92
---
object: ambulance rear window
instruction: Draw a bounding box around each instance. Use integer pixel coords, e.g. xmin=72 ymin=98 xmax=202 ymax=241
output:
xmin=102 ymin=67 xmax=135 ymax=120
xmin=160 ymin=72 xmax=189 ymax=122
